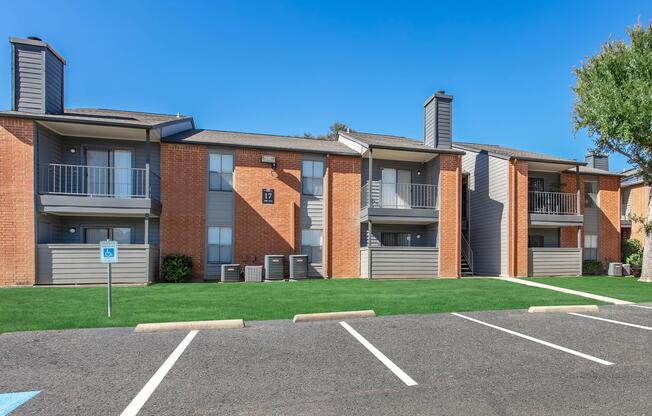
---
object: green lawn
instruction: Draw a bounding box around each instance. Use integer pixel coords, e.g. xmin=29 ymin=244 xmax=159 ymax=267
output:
xmin=526 ymin=276 xmax=652 ymax=303
xmin=0 ymin=278 xmax=606 ymax=333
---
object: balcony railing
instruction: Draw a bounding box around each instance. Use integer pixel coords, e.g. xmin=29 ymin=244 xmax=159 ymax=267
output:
xmin=361 ymin=181 xmax=438 ymax=210
xmin=40 ymin=163 xmax=158 ymax=199
xmin=528 ymin=191 xmax=578 ymax=215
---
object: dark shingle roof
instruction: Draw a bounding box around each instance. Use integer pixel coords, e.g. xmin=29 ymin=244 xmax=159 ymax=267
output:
xmin=341 ymin=131 xmax=464 ymax=154
xmin=565 ymin=166 xmax=623 ymax=177
xmin=454 ymin=142 xmax=583 ymax=165
xmin=163 ymin=129 xmax=359 ymax=156
xmin=0 ymin=108 xmax=192 ymax=128
xmin=621 ymin=169 xmax=645 ymax=186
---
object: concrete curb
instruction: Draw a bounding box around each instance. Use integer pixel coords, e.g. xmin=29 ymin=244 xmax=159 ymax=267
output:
xmin=293 ymin=310 xmax=376 ymax=323
xmin=134 ymin=319 xmax=245 ymax=333
xmin=528 ymin=305 xmax=599 ymax=314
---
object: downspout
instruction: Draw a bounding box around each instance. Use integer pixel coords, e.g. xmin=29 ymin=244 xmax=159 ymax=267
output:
xmin=367 ymin=147 xmax=373 ymax=279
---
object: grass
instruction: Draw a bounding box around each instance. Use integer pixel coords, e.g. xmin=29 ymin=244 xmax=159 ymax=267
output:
xmin=0 ymin=278 xmax=606 ymax=333
xmin=526 ymin=276 xmax=652 ymax=303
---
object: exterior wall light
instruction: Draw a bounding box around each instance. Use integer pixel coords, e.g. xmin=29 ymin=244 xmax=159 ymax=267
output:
xmin=261 ymin=155 xmax=277 ymax=169
xmin=68 ymin=227 xmax=76 ymax=234
xmin=69 ymin=147 xmax=76 ymax=153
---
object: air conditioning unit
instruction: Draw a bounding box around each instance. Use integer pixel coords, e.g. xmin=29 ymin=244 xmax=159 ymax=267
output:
xmin=289 ymin=255 xmax=308 ymax=280
xmin=221 ymin=264 xmax=241 ymax=282
xmin=244 ymin=265 xmax=263 ymax=282
xmin=264 ymin=255 xmax=285 ymax=280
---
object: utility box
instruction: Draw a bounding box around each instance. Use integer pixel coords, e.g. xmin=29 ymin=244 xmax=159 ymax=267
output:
xmin=264 ymin=255 xmax=285 ymax=280
xmin=221 ymin=264 xmax=241 ymax=282
xmin=289 ymin=255 xmax=308 ymax=280
xmin=244 ymin=265 xmax=263 ymax=282
xmin=607 ymin=262 xmax=623 ymax=276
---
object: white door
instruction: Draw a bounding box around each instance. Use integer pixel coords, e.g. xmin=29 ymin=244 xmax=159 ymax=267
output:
xmin=113 ymin=150 xmax=133 ymax=197
xmin=86 ymin=149 xmax=110 ymax=196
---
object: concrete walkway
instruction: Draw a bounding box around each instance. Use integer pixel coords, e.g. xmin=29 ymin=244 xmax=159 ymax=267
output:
xmin=490 ymin=277 xmax=633 ymax=305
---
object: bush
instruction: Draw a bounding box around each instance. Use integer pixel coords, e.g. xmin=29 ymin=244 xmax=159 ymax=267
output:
xmin=625 ymin=252 xmax=642 ymax=266
xmin=582 ymin=260 xmax=603 ymax=276
xmin=622 ymin=239 xmax=643 ymax=263
xmin=161 ymin=254 xmax=193 ymax=283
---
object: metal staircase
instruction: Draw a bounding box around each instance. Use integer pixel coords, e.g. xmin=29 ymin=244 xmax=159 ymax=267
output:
xmin=461 ymin=234 xmax=474 ymax=276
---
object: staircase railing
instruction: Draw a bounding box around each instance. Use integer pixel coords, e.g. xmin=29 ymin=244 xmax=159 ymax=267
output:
xmin=461 ymin=233 xmax=474 ymax=275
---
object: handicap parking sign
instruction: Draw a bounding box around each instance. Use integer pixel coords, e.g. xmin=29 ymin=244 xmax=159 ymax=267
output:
xmin=100 ymin=240 xmax=118 ymax=263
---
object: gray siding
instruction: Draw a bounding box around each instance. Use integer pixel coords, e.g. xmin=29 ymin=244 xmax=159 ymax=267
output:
xmin=528 ymin=171 xmax=561 ymax=192
xmin=362 ymin=159 xmax=432 ymax=185
xmin=12 ymin=42 xmax=64 ymax=114
xmin=366 ymin=247 xmax=439 ymax=278
xmin=360 ymin=248 xmax=369 ymax=278
xmin=14 ymin=44 xmax=44 ymax=113
xmin=463 ymin=150 xmax=509 ymax=276
xmin=584 ymin=177 xmax=600 ymax=260
xmin=361 ymin=223 xmax=437 ymax=247
xmin=37 ymin=244 xmax=156 ymax=284
xmin=40 ymin=215 xmax=158 ymax=245
xmin=528 ymin=248 xmax=582 ymax=277
xmin=528 ymin=227 xmax=560 ymax=247
xmin=44 ymin=49 xmax=64 ymax=114
xmin=424 ymin=94 xmax=452 ymax=149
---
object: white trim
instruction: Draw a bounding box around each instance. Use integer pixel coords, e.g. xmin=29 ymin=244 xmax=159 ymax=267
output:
xmin=452 ymin=313 xmax=613 ymax=366
xmin=120 ymin=330 xmax=198 ymax=416
xmin=339 ymin=321 xmax=418 ymax=386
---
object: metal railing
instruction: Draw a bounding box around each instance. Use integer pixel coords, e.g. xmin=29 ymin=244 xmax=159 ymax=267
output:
xmin=361 ymin=181 xmax=438 ymax=210
xmin=40 ymin=163 xmax=158 ymax=199
xmin=461 ymin=233 xmax=474 ymax=274
xmin=528 ymin=191 xmax=578 ymax=215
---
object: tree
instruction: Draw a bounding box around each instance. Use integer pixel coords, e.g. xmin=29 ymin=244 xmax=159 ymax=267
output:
xmin=573 ymin=21 xmax=652 ymax=281
xmin=300 ymin=122 xmax=353 ymax=140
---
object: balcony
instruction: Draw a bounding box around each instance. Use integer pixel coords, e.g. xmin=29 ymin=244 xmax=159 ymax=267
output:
xmin=38 ymin=163 xmax=161 ymax=216
xmin=360 ymin=182 xmax=439 ymax=223
xmin=528 ymin=191 xmax=582 ymax=226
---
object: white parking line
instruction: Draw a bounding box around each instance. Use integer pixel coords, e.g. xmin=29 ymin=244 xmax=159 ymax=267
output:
xmin=569 ymin=313 xmax=652 ymax=331
xmin=339 ymin=321 xmax=418 ymax=386
xmin=451 ymin=313 xmax=614 ymax=366
xmin=627 ymin=304 xmax=652 ymax=310
xmin=120 ymin=330 xmax=198 ymax=416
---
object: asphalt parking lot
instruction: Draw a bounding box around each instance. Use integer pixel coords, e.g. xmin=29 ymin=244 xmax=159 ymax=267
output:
xmin=2 ymin=303 xmax=652 ymax=415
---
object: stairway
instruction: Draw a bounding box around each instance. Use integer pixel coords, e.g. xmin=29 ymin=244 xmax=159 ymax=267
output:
xmin=461 ymin=255 xmax=473 ymax=276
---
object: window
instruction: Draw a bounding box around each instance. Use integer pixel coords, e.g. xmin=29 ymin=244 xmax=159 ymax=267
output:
xmin=209 ymin=154 xmax=234 ymax=191
xmin=528 ymin=178 xmax=544 ymax=192
xmin=584 ymin=180 xmax=599 ymax=208
xmin=302 ymin=160 xmax=324 ymax=196
xmin=528 ymin=235 xmax=544 ymax=248
xmin=584 ymin=234 xmax=598 ymax=260
xmin=301 ymin=229 xmax=323 ymax=263
xmin=207 ymin=227 xmax=232 ymax=263
xmin=381 ymin=232 xmax=411 ymax=247
xmin=84 ymin=227 xmax=132 ymax=244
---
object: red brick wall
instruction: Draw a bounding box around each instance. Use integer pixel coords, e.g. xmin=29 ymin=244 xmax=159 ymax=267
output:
xmin=438 ymin=154 xmax=461 ymax=278
xmin=325 ymin=155 xmax=361 ymax=278
xmin=0 ymin=117 xmax=35 ymax=286
xmin=560 ymin=172 xmax=583 ymax=248
xmin=160 ymin=143 xmax=207 ymax=280
xmin=508 ymin=160 xmax=528 ymax=277
xmin=599 ymin=175 xmax=621 ymax=264
xmin=233 ymin=149 xmax=301 ymax=271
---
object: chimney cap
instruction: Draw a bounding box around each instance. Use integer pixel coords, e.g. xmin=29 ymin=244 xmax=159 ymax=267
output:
xmin=423 ymin=90 xmax=453 ymax=107
xmin=9 ymin=36 xmax=66 ymax=65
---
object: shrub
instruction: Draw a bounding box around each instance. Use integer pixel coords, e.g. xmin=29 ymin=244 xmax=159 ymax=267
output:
xmin=582 ymin=260 xmax=603 ymax=276
xmin=622 ymin=239 xmax=643 ymax=263
xmin=161 ymin=254 xmax=193 ymax=283
xmin=625 ymin=252 xmax=642 ymax=266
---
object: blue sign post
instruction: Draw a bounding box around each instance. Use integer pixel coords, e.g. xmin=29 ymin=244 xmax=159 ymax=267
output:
xmin=100 ymin=240 xmax=118 ymax=317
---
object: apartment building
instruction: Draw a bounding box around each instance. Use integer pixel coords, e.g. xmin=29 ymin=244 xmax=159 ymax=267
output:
xmin=454 ymin=143 xmax=622 ymax=277
xmin=620 ymin=169 xmax=650 ymax=245
xmin=0 ymin=37 xmax=463 ymax=285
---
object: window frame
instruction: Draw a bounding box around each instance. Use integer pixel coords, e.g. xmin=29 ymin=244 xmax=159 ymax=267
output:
xmin=208 ymin=153 xmax=234 ymax=192
xmin=302 ymin=159 xmax=324 ymax=196
xmin=82 ymin=226 xmax=133 ymax=244
xmin=207 ymin=226 xmax=233 ymax=264
xmin=301 ymin=229 xmax=323 ymax=264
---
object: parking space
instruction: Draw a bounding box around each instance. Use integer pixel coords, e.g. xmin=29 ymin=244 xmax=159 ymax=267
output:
xmin=1 ymin=303 xmax=651 ymax=415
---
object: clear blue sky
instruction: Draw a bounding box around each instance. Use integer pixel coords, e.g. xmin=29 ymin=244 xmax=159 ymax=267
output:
xmin=2 ymin=0 xmax=650 ymax=171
